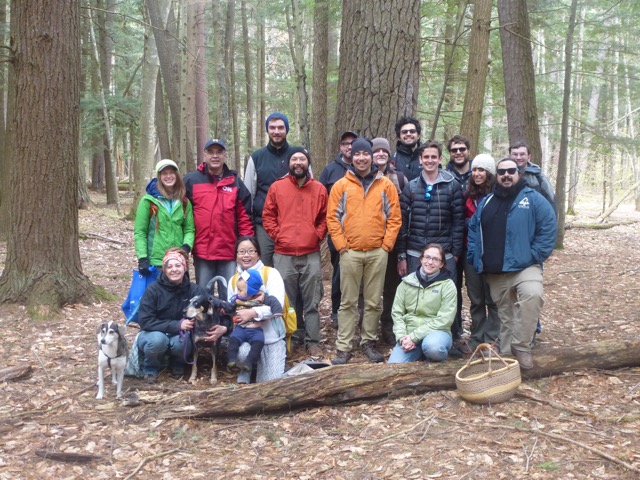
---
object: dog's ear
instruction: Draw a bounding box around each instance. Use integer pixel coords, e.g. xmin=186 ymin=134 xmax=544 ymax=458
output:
xmin=97 ymin=322 xmax=106 ymax=334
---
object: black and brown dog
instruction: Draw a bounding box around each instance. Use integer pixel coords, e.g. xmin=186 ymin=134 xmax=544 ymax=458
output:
xmin=183 ymin=276 xmax=234 ymax=384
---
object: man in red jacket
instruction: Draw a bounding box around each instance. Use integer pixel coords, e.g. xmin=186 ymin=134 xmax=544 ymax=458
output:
xmin=262 ymin=147 xmax=328 ymax=357
xmin=184 ymin=139 xmax=254 ymax=299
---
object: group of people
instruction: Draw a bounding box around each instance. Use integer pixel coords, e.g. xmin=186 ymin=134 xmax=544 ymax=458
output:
xmin=131 ymin=111 xmax=558 ymax=385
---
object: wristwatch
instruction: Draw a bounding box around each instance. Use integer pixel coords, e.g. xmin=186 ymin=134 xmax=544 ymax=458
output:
xmin=397 ymin=254 xmax=407 ymax=261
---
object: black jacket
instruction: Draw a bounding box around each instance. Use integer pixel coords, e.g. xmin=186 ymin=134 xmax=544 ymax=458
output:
xmin=248 ymin=141 xmax=292 ymax=223
xmin=393 ymin=140 xmax=422 ymax=181
xmin=398 ymin=170 xmax=465 ymax=258
xmin=138 ymin=273 xmax=207 ymax=335
xmin=318 ymin=153 xmax=352 ymax=194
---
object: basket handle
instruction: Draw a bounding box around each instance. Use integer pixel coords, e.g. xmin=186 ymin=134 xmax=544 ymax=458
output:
xmin=465 ymin=343 xmax=510 ymax=371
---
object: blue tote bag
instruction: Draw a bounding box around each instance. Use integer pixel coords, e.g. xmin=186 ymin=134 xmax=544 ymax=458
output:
xmin=121 ymin=266 xmax=160 ymax=324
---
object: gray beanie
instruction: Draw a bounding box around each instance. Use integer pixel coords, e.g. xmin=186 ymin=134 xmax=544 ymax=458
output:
xmin=371 ymin=137 xmax=391 ymax=156
xmin=350 ymin=137 xmax=373 ymax=157
xmin=471 ymin=154 xmax=496 ymax=175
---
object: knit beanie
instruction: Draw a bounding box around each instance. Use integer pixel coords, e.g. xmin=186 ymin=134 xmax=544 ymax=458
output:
xmin=287 ymin=146 xmax=311 ymax=164
xmin=371 ymin=137 xmax=391 ymax=156
xmin=471 ymin=154 xmax=496 ymax=175
xmin=240 ymin=269 xmax=263 ymax=297
xmin=350 ymin=137 xmax=373 ymax=157
xmin=265 ymin=112 xmax=290 ymax=133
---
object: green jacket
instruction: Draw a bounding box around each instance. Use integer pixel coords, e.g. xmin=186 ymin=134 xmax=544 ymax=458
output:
xmin=391 ymin=269 xmax=457 ymax=343
xmin=134 ymin=187 xmax=195 ymax=267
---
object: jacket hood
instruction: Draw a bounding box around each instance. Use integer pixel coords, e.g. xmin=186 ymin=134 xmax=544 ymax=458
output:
xmin=420 ymin=168 xmax=456 ymax=186
xmin=145 ymin=177 xmax=162 ymax=198
xmin=395 ymin=140 xmax=421 ymax=155
xmin=524 ymin=161 xmax=542 ymax=174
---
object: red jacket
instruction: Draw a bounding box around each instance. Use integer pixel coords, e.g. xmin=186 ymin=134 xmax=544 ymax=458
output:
xmin=262 ymin=174 xmax=328 ymax=256
xmin=184 ymin=163 xmax=254 ymax=260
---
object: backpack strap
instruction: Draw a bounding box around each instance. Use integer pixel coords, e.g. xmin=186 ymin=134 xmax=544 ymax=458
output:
xmin=149 ymin=203 xmax=159 ymax=232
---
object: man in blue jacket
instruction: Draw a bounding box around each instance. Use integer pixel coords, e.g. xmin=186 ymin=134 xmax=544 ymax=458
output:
xmin=467 ymin=158 xmax=557 ymax=369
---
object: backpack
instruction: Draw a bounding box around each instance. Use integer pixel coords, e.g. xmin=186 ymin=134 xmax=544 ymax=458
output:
xmin=230 ymin=266 xmax=297 ymax=352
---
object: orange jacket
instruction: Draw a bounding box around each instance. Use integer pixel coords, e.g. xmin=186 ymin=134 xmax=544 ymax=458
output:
xmin=326 ymin=170 xmax=401 ymax=252
xmin=262 ymin=174 xmax=328 ymax=256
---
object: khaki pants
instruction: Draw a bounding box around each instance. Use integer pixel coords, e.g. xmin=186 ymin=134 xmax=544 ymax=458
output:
xmin=487 ymin=264 xmax=544 ymax=354
xmin=336 ymin=247 xmax=387 ymax=352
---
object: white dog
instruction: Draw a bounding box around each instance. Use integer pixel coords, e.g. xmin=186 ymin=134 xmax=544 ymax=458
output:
xmin=96 ymin=321 xmax=129 ymax=400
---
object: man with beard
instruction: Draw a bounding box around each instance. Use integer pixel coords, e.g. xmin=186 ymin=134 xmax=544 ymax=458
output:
xmin=262 ymin=147 xmax=328 ymax=357
xmin=244 ymin=112 xmax=294 ymax=267
xmin=467 ymin=158 xmax=557 ymax=369
xmin=446 ymin=134 xmax=472 ymax=191
xmin=327 ymin=138 xmax=401 ymax=365
xmin=319 ymin=130 xmax=358 ymax=327
xmin=392 ymin=116 xmax=423 ymax=181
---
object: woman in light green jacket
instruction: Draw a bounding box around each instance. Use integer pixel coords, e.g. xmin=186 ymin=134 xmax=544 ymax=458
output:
xmin=134 ymin=160 xmax=195 ymax=274
xmin=389 ymin=243 xmax=457 ymax=363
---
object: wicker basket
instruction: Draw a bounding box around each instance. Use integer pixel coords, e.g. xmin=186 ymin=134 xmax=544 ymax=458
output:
xmin=455 ymin=343 xmax=521 ymax=404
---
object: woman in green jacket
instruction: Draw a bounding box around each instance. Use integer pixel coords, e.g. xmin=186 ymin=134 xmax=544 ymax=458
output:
xmin=389 ymin=243 xmax=457 ymax=363
xmin=134 ymin=159 xmax=195 ymax=274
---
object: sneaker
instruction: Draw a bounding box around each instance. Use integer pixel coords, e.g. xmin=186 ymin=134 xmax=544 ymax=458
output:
xmin=331 ymin=350 xmax=351 ymax=365
xmin=511 ymin=347 xmax=534 ymax=369
xmin=362 ymin=341 xmax=384 ymax=363
xmin=144 ymin=373 xmax=158 ymax=384
xmin=306 ymin=343 xmax=323 ymax=358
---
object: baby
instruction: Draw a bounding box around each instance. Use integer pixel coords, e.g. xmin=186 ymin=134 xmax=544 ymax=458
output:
xmin=227 ymin=269 xmax=282 ymax=372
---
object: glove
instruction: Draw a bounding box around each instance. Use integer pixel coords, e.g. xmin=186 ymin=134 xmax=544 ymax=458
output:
xmin=138 ymin=257 xmax=150 ymax=276
xmin=181 ymin=244 xmax=191 ymax=254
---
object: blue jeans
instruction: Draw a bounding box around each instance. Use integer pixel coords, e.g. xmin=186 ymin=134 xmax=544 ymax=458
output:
xmin=388 ymin=331 xmax=452 ymax=363
xmin=137 ymin=330 xmax=192 ymax=375
xmin=193 ymin=256 xmax=236 ymax=299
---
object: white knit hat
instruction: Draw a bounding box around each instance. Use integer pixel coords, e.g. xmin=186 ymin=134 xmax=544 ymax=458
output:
xmin=471 ymin=154 xmax=496 ymax=175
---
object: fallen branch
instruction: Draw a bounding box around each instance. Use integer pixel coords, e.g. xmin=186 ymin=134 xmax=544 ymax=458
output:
xmin=80 ymin=232 xmax=127 ymax=245
xmin=123 ymin=448 xmax=180 ymax=480
xmin=515 ymin=391 xmax=591 ymax=417
xmin=35 ymin=449 xmax=102 ymax=464
xmin=0 ymin=365 xmax=33 ymax=382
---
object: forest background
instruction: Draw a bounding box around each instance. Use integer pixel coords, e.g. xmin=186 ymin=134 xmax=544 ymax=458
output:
xmin=0 ymin=0 xmax=639 ymax=309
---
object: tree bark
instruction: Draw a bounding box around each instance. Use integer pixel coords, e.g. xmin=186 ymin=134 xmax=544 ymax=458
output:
xmin=460 ymin=0 xmax=491 ymax=157
xmin=257 ymin=0 xmax=265 ymax=147
xmin=240 ymin=0 xmax=254 ymax=156
xmin=286 ymin=0 xmax=310 ymax=148
xmin=155 ymin=71 xmax=170 ymax=160
xmin=0 ymin=0 xmax=9 ymax=239
xmin=212 ymin=0 xmax=228 ymax=141
xmin=0 ymin=0 xmax=94 ymax=312
xmin=335 ymin=0 xmax=420 ymax=141
xmin=555 ymin=0 xmax=579 ymax=248
xmin=193 ymin=0 xmax=209 ymax=167
xmin=311 ymin=0 xmax=329 ymax=168
xmin=161 ymin=339 xmax=640 ymax=419
xmin=498 ymin=0 xmax=543 ymax=166
xmin=224 ymin=0 xmax=240 ymax=171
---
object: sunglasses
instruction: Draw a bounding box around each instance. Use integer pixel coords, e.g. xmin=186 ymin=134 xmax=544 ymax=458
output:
xmin=400 ymin=129 xmax=417 ymax=135
xmin=497 ymin=167 xmax=518 ymax=175
xmin=424 ymin=184 xmax=434 ymax=201
xmin=450 ymin=147 xmax=467 ymax=153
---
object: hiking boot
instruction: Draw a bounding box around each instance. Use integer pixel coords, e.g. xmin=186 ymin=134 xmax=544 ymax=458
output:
xmin=511 ymin=347 xmax=534 ymax=370
xmin=144 ymin=373 xmax=158 ymax=384
xmin=331 ymin=350 xmax=351 ymax=365
xmin=381 ymin=330 xmax=396 ymax=345
xmin=306 ymin=343 xmax=323 ymax=358
xmin=362 ymin=341 xmax=384 ymax=363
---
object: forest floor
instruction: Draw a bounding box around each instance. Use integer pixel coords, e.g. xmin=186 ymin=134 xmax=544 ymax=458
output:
xmin=0 ymin=192 xmax=639 ymax=479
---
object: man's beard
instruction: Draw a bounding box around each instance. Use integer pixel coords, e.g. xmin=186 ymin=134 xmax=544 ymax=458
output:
xmin=495 ymin=178 xmax=522 ymax=197
xmin=290 ymin=166 xmax=308 ymax=179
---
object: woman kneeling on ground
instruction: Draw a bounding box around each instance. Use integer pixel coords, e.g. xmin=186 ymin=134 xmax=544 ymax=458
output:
xmin=137 ymin=247 xmax=228 ymax=383
xmin=389 ymin=243 xmax=457 ymax=363
xmin=228 ymin=236 xmax=287 ymax=383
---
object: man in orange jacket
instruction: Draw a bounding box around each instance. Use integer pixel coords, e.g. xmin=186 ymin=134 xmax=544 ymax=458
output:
xmin=326 ymin=138 xmax=402 ymax=365
xmin=262 ymin=147 xmax=328 ymax=357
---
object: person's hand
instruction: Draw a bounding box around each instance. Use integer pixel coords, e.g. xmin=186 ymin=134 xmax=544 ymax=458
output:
xmin=203 ymin=325 xmax=228 ymax=342
xmin=397 ymin=259 xmax=408 ymax=276
xmin=234 ymin=308 xmax=257 ymax=325
xmin=138 ymin=257 xmax=150 ymax=276
xmin=400 ymin=335 xmax=416 ymax=351
xmin=339 ymin=248 xmax=349 ymax=255
xmin=180 ymin=318 xmax=194 ymax=331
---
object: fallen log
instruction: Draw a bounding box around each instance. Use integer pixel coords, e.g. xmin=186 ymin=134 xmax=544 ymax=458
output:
xmin=161 ymin=338 xmax=640 ymax=419
xmin=0 ymin=365 xmax=33 ymax=382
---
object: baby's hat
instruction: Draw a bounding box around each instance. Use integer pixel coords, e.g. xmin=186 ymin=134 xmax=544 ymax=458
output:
xmin=240 ymin=269 xmax=263 ymax=297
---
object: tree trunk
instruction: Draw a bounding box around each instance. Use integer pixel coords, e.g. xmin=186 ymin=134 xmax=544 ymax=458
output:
xmin=181 ymin=0 xmax=196 ymax=172
xmin=155 ymin=71 xmax=171 ymax=160
xmin=335 ymin=0 xmax=420 ymax=141
xmin=240 ymin=0 xmax=254 ymax=156
xmin=498 ymin=0 xmax=543 ymax=166
xmin=193 ymin=0 xmax=209 ymax=166
xmin=460 ymin=0 xmax=491 ymax=157
xmin=212 ymin=0 xmax=228 ymax=141
xmin=0 ymin=0 xmax=9 ymax=239
xmin=161 ymin=339 xmax=640 ymax=419
xmin=257 ymin=0 xmax=265 ymax=147
xmin=286 ymin=0 xmax=310 ymax=148
xmin=0 ymin=0 xmax=94 ymax=312
xmin=311 ymin=0 xmax=329 ymax=168
xmin=224 ymin=0 xmax=240 ymax=171
xmin=554 ymin=0 xmax=578 ymax=249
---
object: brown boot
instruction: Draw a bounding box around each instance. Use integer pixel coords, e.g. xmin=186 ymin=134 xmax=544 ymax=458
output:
xmin=362 ymin=341 xmax=384 ymax=363
xmin=331 ymin=350 xmax=351 ymax=365
xmin=511 ymin=347 xmax=534 ymax=369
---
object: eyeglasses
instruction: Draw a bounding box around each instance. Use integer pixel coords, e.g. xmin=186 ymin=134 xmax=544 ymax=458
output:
xmin=497 ymin=167 xmax=518 ymax=175
xmin=424 ymin=184 xmax=433 ymax=201
xmin=340 ymin=141 xmax=353 ymax=147
xmin=421 ymin=255 xmax=442 ymax=263
xmin=237 ymin=249 xmax=257 ymax=256
xmin=450 ymin=147 xmax=467 ymax=153
xmin=400 ymin=129 xmax=417 ymax=135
